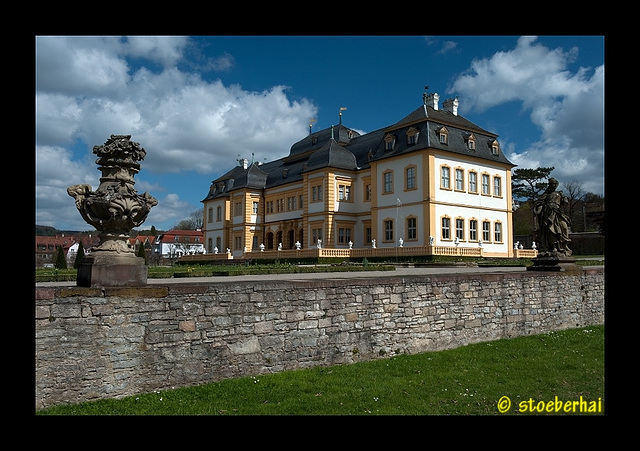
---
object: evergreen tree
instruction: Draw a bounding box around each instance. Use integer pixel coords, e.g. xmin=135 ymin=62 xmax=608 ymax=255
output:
xmin=511 ymin=167 xmax=555 ymax=202
xmin=54 ymin=245 xmax=67 ymax=269
xmin=73 ymin=241 xmax=85 ymax=268
xmin=137 ymin=241 xmax=148 ymax=265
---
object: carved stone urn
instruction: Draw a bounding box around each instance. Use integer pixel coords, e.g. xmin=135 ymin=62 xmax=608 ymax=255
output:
xmin=68 ymin=135 xmax=158 ymax=287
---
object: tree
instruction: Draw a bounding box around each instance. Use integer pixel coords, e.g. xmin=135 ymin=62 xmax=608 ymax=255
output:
xmin=73 ymin=241 xmax=85 ymax=268
xmin=561 ymin=180 xmax=586 ymax=232
xmin=511 ymin=167 xmax=555 ymax=203
xmin=511 ymin=167 xmax=555 ymax=236
xmin=174 ymin=209 xmax=204 ymax=230
xmin=54 ymin=245 xmax=67 ymax=269
xmin=137 ymin=240 xmax=148 ymax=265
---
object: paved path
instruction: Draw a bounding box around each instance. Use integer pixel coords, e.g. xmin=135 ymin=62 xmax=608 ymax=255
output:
xmin=36 ymin=265 xmax=529 ymax=288
xmin=36 ymin=260 xmax=604 ymax=288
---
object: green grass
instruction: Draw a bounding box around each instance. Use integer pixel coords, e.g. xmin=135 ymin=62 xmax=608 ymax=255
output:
xmin=36 ymin=325 xmax=604 ymax=415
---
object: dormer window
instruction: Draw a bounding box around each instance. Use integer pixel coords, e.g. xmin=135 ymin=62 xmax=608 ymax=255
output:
xmin=407 ymin=127 xmax=419 ymax=146
xmin=490 ymin=139 xmax=500 ymax=155
xmin=384 ymin=133 xmax=396 ymax=151
xmin=437 ymin=126 xmax=449 ymax=145
xmin=466 ymin=133 xmax=476 ymax=150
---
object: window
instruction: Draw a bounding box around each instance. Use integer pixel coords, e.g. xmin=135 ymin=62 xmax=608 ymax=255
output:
xmin=234 ymin=202 xmax=243 ymax=217
xmin=208 ymin=237 xmax=213 ymax=253
xmin=338 ymin=184 xmax=351 ymax=201
xmin=482 ymin=174 xmax=490 ymax=195
xmin=338 ymin=227 xmax=352 ymax=244
xmin=234 ymin=236 xmax=242 ymax=250
xmin=455 ymin=168 xmax=464 ymax=191
xmin=383 ymin=171 xmax=393 ymax=194
xmin=469 ymin=171 xmax=478 ymax=193
xmin=299 ymin=195 xmax=304 ymax=209
xmin=407 ymin=127 xmax=419 ymax=146
xmin=384 ymin=134 xmax=395 ymax=151
xmin=406 ymin=166 xmax=416 ymax=190
xmin=482 ymin=221 xmax=491 ymax=242
xmin=216 ymin=206 xmax=222 ymax=221
xmin=456 ymin=218 xmax=464 ymax=240
xmin=365 ymin=183 xmax=371 ymax=201
xmin=277 ymin=198 xmax=285 ymax=212
xmin=469 ymin=219 xmax=478 ymax=241
xmin=365 ymin=227 xmax=372 ymax=244
xmin=208 ymin=207 xmax=213 ymax=223
xmin=441 ymin=217 xmax=451 ymax=240
xmin=441 ymin=166 xmax=451 ymax=189
xmin=406 ymin=217 xmax=417 ymax=240
xmin=287 ymin=196 xmax=296 ymax=210
xmin=312 ymin=184 xmax=323 ymax=202
xmin=252 ymin=201 xmax=259 ymax=214
xmin=494 ymin=222 xmax=503 ymax=243
xmin=493 ymin=177 xmax=502 ymax=197
xmin=438 ymin=127 xmax=448 ymax=144
xmin=311 ymin=228 xmax=323 ymax=246
xmin=384 ymin=220 xmax=394 ymax=241
xmin=491 ymin=140 xmax=500 ymax=155
xmin=266 ymin=200 xmax=273 ymax=214
xmin=467 ymin=134 xmax=476 ymax=150
xmin=216 ymin=236 xmax=221 ymax=250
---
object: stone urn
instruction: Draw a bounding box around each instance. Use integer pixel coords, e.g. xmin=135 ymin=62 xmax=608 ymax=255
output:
xmin=68 ymin=135 xmax=158 ymax=287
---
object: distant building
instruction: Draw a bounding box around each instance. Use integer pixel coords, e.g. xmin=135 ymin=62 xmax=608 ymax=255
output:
xmin=153 ymin=229 xmax=205 ymax=258
xmin=35 ymin=233 xmax=100 ymax=267
xmin=202 ymin=92 xmax=517 ymax=258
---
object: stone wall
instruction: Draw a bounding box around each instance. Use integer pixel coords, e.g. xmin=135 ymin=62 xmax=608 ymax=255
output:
xmin=35 ymin=268 xmax=604 ymax=410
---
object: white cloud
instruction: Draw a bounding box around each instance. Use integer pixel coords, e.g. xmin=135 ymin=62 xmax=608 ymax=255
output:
xmin=449 ymin=36 xmax=604 ymax=195
xmin=35 ymin=36 xmax=318 ymax=230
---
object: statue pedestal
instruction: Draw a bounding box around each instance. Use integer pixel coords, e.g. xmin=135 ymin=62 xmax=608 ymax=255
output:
xmin=527 ymin=254 xmax=577 ymax=272
xmin=77 ymin=252 xmax=148 ymax=287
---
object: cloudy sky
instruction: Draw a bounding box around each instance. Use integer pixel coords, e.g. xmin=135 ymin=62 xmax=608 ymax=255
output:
xmin=35 ymin=35 xmax=604 ymax=232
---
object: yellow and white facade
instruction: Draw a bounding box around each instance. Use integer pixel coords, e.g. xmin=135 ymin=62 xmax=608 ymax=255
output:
xmin=201 ymin=93 xmax=519 ymax=259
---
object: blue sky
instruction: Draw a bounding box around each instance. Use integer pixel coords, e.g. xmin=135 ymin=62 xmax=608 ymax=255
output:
xmin=35 ymin=35 xmax=605 ymax=232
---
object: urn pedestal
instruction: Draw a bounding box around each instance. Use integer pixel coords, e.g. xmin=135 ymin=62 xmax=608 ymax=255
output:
xmin=77 ymin=252 xmax=148 ymax=287
xmin=68 ymin=135 xmax=157 ymax=287
xmin=527 ymin=254 xmax=577 ymax=272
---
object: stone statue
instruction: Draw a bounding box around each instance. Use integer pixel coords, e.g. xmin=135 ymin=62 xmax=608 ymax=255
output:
xmin=532 ymin=178 xmax=572 ymax=256
xmin=67 ymin=135 xmax=157 ymax=286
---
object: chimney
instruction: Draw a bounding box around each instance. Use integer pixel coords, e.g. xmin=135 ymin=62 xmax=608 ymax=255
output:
xmin=239 ymin=158 xmax=248 ymax=169
xmin=443 ymin=97 xmax=459 ymax=116
xmin=424 ymin=93 xmax=439 ymax=110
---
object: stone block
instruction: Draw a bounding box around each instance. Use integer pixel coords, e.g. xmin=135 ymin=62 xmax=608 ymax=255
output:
xmin=77 ymin=253 xmax=148 ymax=287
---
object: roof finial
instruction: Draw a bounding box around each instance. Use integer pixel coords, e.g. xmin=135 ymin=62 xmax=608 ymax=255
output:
xmin=339 ymin=107 xmax=347 ymax=125
xmin=331 ymin=125 xmax=334 ymax=140
xmin=423 ymin=85 xmax=430 ymax=104
xmin=309 ymin=118 xmax=316 ymax=135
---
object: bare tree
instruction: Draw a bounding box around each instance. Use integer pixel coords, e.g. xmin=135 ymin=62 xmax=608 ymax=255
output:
xmin=173 ymin=208 xmax=204 ymax=230
xmin=562 ymin=180 xmax=585 ymax=232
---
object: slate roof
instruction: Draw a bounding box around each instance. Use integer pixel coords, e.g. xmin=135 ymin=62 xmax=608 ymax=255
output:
xmin=202 ymin=101 xmax=514 ymax=202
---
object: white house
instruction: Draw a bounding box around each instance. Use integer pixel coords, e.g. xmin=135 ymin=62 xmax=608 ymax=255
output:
xmin=153 ymin=229 xmax=206 ymax=258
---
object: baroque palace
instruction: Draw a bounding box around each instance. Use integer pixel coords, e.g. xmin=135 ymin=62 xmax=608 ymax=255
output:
xmin=201 ymin=92 xmax=523 ymax=260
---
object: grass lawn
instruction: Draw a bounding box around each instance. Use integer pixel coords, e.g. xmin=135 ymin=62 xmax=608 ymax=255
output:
xmin=36 ymin=325 xmax=604 ymax=416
